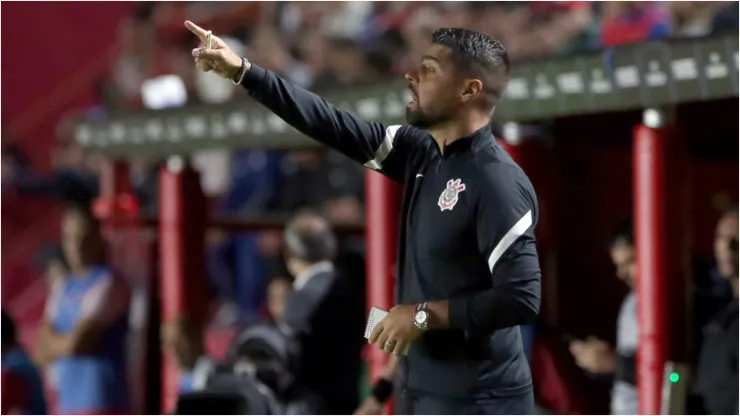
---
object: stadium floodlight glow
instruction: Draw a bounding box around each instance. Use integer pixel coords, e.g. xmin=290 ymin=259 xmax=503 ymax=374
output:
xmin=502 ymin=122 xmax=522 ymax=145
xmin=167 ymin=156 xmax=185 ymax=173
xmin=643 ymin=108 xmax=664 ymax=129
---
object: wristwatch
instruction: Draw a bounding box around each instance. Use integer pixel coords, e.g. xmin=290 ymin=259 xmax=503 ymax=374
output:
xmin=413 ymin=302 xmax=429 ymax=331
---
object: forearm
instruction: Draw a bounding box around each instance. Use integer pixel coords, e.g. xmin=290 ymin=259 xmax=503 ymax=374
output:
xmin=240 ymin=64 xmax=387 ymax=165
xmin=36 ymin=326 xmax=73 ymax=364
xmin=428 ymin=287 xmax=539 ymax=332
xmin=37 ymin=323 xmax=101 ymax=362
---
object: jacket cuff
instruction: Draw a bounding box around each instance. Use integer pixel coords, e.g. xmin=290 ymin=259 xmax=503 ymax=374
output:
xmin=241 ymin=63 xmax=267 ymax=90
xmin=448 ymin=297 xmax=471 ymax=330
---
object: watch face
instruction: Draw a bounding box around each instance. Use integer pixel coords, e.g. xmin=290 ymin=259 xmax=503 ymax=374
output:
xmin=414 ymin=310 xmax=428 ymax=325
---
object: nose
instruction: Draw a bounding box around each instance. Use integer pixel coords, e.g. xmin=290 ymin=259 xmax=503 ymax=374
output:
xmin=405 ymin=70 xmax=417 ymax=85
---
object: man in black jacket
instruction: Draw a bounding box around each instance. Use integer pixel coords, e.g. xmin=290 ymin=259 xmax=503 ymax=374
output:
xmin=281 ymin=211 xmax=365 ymax=414
xmin=186 ymin=22 xmax=541 ymax=414
xmin=694 ymin=236 xmax=739 ymax=414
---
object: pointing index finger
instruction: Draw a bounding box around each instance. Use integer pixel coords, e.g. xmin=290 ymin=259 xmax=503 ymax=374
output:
xmin=185 ymin=20 xmax=209 ymax=41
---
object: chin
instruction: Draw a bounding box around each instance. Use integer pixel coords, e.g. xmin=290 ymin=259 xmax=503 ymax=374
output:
xmin=405 ymin=108 xmax=437 ymax=129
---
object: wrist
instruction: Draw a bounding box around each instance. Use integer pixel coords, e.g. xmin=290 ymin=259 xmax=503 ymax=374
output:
xmin=230 ymin=58 xmax=250 ymax=85
xmin=426 ymin=300 xmax=451 ymax=329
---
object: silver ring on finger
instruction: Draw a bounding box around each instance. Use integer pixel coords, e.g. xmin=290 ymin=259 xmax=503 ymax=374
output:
xmin=384 ymin=340 xmax=396 ymax=350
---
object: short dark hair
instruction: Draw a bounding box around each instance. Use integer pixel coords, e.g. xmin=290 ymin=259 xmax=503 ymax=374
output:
xmin=431 ymin=28 xmax=510 ymax=109
xmin=610 ymin=216 xmax=635 ymax=246
xmin=2 ymin=309 xmax=17 ymax=348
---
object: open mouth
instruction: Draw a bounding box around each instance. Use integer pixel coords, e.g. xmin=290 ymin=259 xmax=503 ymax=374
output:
xmin=408 ymin=88 xmax=418 ymax=106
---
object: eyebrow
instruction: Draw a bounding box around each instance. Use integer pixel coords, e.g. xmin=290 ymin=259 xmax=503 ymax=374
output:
xmin=421 ymin=55 xmax=441 ymax=64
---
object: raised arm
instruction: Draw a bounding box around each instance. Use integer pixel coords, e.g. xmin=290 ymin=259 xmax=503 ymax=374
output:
xmin=185 ymin=21 xmax=429 ymax=183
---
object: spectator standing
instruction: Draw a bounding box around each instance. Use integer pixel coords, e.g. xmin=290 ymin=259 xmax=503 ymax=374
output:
xmin=693 ymin=228 xmax=739 ymax=414
xmin=281 ymin=211 xmax=365 ymax=414
xmin=36 ymin=205 xmax=131 ymax=414
xmin=570 ymin=219 xmax=638 ymax=415
xmin=693 ymin=208 xmax=737 ymax=357
xmin=2 ymin=310 xmax=48 ymax=415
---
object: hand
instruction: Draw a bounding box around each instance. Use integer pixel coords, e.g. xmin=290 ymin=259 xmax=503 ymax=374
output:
xmin=569 ymin=336 xmax=615 ymax=373
xmin=185 ymin=20 xmax=245 ymax=80
xmin=369 ymin=304 xmax=421 ymax=356
xmin=354 ymin=396 xmax=384 ymax=415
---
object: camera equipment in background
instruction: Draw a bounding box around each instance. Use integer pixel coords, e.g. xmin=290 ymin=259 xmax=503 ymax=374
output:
xmin=175 ymin=321 xmax=322 ymax=415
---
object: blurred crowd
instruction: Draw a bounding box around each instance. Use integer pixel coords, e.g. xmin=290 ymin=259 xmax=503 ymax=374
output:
xmin=1 ymin=1 xmax=739 ymax=415
xmin=100 ymin=1 xmax=739 ymax=111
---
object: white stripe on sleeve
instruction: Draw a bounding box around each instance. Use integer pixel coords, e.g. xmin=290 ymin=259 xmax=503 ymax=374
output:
xmin=364 ymin=125 xmax=401 ymax=170
xmin=487 ymin=210 xmax=533 ymax=272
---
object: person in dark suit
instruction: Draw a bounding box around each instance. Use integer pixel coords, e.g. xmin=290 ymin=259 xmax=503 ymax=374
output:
xmin=281 ymin=211 xmax=365 ymax=415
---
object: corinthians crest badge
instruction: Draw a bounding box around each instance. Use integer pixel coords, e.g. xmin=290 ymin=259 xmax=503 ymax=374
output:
xmin=438 ymin=179 xmax=466 ymax=211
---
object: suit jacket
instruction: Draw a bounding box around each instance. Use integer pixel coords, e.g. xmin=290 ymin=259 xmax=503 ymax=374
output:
xmin=283 ymin=264 xmax=365 ymax=415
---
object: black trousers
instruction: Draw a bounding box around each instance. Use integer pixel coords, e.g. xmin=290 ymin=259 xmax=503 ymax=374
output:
xmin=399 ymin=390 xmax=535 ymax=415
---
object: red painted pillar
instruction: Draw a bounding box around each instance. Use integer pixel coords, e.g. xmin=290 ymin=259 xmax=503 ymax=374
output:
xmin=365 ymin=168 xmax=401 ymax=412
xmin=158 ymin=157 xmax=208 ymax=413
xmin=633 ymin=109 xmax=689 ymax=414
xmin=634 ymin=118 xmax=666 ymax=415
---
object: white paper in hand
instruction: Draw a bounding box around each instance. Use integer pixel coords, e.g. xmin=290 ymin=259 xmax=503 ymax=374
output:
xmin=364 ymin=306 xmax=410 ymax=355
xmin=364 ymin=306 xmax=389 ymax=339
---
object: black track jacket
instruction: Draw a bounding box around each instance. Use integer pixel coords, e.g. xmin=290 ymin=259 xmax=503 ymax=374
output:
xmin=240 ymin=64 xmax=541 ymax=398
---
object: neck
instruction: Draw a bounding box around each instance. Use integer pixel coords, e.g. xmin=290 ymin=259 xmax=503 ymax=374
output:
xmin=70 ymin=263 xmax=92 ymax=276
xmin=292 ymin=263 xmax=309 ymax=277
xmin=428 ymin=112 xmax=491 ymax=153
xmin=288 ymin=259 xmax=312 ymax=279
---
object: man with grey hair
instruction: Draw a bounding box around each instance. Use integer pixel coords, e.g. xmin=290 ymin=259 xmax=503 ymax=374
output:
xmin=281 ymin=211 xmax=364 ymax=414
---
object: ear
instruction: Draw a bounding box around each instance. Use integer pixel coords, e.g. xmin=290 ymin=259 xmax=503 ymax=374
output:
xmin=460 ymin=79 xmax=483 ymax=102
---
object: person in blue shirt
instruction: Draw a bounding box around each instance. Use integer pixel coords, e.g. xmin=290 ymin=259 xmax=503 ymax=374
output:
xmin=36 ymin=205 xmax=131 ymax=414
xmin=1 ymin=309 xmax=48 ymax=415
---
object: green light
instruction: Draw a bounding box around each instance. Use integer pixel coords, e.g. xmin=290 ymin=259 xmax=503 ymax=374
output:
xmin=669 ymin=372 xmax=680 ymax=383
